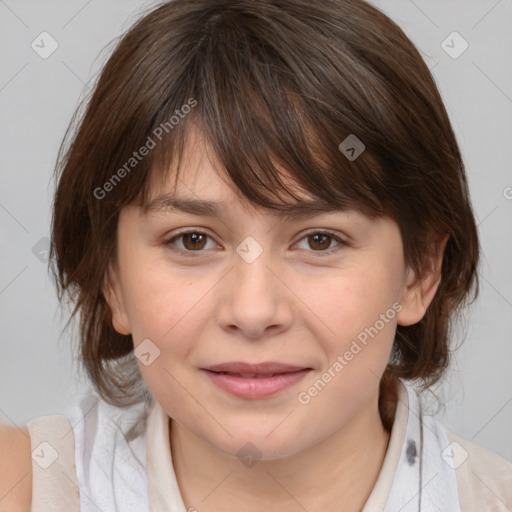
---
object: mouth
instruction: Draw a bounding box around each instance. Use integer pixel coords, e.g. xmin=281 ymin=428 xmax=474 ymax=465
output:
xmin=202 ymin=361 xmax=311 ymax=375
xmin=200 ymin=362 xmax=312 ymax=398
xmin=206 ymin=371 xmax=298 ymax=378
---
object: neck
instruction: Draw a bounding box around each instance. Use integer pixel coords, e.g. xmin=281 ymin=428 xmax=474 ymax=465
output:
xmin=170 ymin=388 xmax=394 ymax=512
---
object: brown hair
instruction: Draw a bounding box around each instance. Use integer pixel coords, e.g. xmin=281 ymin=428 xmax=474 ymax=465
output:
xmin=50 ymin=0 xmax=479 ymax=419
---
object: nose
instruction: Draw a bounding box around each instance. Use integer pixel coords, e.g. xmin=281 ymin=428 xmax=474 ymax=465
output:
xmin=216 ymin=244 xmax=294 ymax=340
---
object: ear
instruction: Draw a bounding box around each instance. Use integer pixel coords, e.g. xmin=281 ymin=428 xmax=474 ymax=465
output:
xmin=397 ymin=233 xmax=449 ymax=327
xmin=103 ymin=264 xmax=131 ymax=335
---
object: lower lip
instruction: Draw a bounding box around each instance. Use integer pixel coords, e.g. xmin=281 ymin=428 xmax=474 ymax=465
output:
xmin=201 ymin=369 xmax=311 ymax=399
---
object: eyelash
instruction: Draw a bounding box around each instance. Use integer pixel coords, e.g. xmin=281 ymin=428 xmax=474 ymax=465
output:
xmin=164 ymin=229 xmax=347 ymax=257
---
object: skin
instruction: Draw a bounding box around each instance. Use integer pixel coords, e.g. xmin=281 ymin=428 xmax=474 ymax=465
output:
xmin=105 ymin=127 xmax=446 ymax=512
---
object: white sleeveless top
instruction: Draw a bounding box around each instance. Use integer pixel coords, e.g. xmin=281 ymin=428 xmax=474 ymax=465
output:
xmin=27 ymin=379 xmax=512 ymax=511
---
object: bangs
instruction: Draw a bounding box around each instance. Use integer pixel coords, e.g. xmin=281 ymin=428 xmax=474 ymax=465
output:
xmin=131 ymin=4 xmax=388 ymax=217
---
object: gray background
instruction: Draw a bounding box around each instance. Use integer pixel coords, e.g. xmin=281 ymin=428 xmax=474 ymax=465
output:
xmin=1 ymin=0 xmax=511 ymax=462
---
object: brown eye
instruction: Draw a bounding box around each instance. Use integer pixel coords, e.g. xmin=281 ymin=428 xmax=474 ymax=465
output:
xmin=165 ymin=230 xmax=217 ymax=254
xmin=308 ymin=233 xmax=332 ymax=251
xmin=294 ymin=231 xmax=345 ymax=255
xmin=181 ymin=232 xmax=208 ymax=250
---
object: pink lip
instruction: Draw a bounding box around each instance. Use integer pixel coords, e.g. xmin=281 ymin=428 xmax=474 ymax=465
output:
xmin=200 ymin=362 xmax=311 ymax=399
xmin=203 ymin=361 xmax=308 ymax=374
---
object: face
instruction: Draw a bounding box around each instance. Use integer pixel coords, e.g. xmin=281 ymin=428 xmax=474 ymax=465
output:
xmin=106 ymin=128 xmax=440 ymax=461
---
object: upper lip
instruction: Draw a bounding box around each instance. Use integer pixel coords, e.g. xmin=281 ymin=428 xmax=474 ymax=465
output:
xmin=202 ymin=362 xmax=310 ymax=374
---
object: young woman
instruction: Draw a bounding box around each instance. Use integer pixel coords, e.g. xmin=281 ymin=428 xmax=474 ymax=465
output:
xmin=1 ymin=0 xmax=511 ymax=510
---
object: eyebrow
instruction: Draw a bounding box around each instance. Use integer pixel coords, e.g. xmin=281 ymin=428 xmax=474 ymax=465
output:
xmin=142 ymin=194 xmax=346 ymax=220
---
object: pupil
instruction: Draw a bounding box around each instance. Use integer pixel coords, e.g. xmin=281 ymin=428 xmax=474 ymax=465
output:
xmin=185 ymin=233 xmax=206 ymax=250
xmin=311 ymin=234 xmax=330 ymax=250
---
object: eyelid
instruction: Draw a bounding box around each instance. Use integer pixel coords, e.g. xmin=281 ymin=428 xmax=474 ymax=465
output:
xmin=163 ymin=227 xmax=348 ymax=256
xmin=164 ymin=228 xmax=220 ymax=256
xmin=292 ymin=229 xmax=347 ymax=255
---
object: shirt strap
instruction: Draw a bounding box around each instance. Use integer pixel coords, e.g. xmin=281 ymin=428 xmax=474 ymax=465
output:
xmin=27 ymin=414 xmax=80 ymax=512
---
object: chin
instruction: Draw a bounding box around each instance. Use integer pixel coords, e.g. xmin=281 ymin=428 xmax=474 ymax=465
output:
xmin=211 ymin=428 xmax=304 ymax=463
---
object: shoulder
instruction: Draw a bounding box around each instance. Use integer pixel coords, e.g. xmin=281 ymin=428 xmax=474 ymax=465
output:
xmin=445 ymin=429 xmax=512 ymax=511
xmin=0 ymin=424 xmax=32 ymax=512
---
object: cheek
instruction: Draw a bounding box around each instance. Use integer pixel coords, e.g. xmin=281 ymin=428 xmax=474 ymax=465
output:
xmin=121 ymin=253 xmax=217 ymax=349
xmin=120 ymin=256 xmax=217 ymax=408
xmin=294 ymin=269 xmax=400 ymax=421
xmin=308 ymin=265 xmax=400 ymax=339
xmin=299 ymin=263 xmax=402 ymax=397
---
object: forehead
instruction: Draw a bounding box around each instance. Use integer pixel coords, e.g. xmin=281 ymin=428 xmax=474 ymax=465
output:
xmin=138 ymin=119 xmax=384 ymax=228
xmin=143 ymin=125 xmax=333 ymax=218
